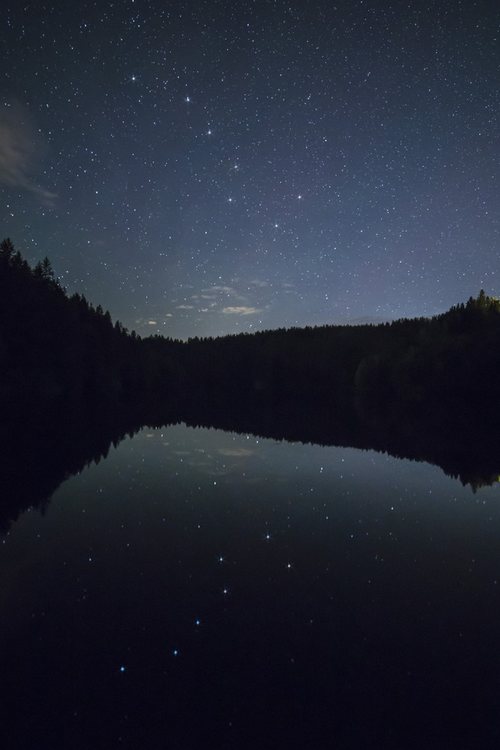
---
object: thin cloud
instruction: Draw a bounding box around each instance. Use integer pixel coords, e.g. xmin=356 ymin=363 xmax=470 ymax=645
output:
xmin=217 ymin=448 xmax=255 ymax=457
xmin=202 ymin=284 xmax=247 ymax=302
xmin=0 ymin=104 xmax=56 ymax=206
xmin=203 ymin=285 xmax=238 ymax=295
xmin=222 ymin=306 xmax=262 ymax=315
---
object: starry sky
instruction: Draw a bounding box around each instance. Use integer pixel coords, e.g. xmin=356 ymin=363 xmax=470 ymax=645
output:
xmin=1 ymin=0 xmax=499 ymax=339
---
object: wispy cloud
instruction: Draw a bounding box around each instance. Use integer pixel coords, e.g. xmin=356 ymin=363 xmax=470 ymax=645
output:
xmin=202 ymin=284 xmax=247 ymax=302
xmin=222 ymin=306 xmax=262 ymax=315
xmin=0 ymin=104 xmax=56 ymax=206
xmin=203 ymin=285 xmax=238 ymax=295
xmin=249 ymin=279 xmax=270 ymax=288
xmin=176 ymin=304 xmax=194 ymax=309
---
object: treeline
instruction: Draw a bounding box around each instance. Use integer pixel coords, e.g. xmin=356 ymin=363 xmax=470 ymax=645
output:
xmin=2 ymin=238 xmax=500 ymax=423
xmin=176 ymin=289 xmax=500 ymax=418
xmin=0 ymin=239 xmax=178 ymax=414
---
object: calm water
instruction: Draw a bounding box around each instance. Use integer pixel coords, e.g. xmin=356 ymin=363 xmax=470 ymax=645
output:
xmin=2 ymin=424 xmax=500 ymax=749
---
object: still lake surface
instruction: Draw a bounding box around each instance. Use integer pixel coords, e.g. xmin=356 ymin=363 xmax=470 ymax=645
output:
xmin=2 ymin=423 xmax=500 ymax=748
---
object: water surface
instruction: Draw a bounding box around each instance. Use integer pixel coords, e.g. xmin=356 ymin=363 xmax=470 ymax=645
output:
xmin=2 ymin=424 xmax=500 ymax=749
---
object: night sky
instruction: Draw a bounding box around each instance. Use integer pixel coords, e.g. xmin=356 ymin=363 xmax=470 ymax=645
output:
xmin=1 ymin=1 xmax=499 ymax=339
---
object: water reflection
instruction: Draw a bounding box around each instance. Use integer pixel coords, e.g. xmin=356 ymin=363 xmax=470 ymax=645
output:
xmin=1 ymin=423 xmax=500 ymax=748
xmin=0 ymin=413 xmax=142 ymax=533
xmin=1 ymin=401 xmax=500 ymax=535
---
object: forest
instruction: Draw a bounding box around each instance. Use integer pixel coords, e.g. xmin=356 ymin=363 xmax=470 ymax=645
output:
xmin=2 ymin=237 xmax=500 ymax=422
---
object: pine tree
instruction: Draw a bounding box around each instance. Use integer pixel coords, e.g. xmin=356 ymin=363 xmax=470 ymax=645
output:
xmin=0 ymin=238 xmax=15 ymax=263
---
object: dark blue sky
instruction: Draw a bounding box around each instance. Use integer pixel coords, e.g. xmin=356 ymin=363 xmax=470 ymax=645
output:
xmin=1 ymin=0 xmax=499 ymax=338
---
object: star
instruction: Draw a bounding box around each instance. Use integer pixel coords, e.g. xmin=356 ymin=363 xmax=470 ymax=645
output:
xmin=1 ymin=0 xmax=495 ymax=340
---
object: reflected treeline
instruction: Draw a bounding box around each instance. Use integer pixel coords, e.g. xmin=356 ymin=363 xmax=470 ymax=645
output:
xmin=0 ymin=406 xmax=146 ymax=533
xmin=169 ymin=394 xmax=500 ymax=492
xmin=1 ymin=394 xmax=500 ymax=535
xmin=3 ymin=237 xmax=500 ymax=533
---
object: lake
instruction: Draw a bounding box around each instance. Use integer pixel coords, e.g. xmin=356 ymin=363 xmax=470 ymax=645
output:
xmin=2 ymin=423 xmax=500 ymax=749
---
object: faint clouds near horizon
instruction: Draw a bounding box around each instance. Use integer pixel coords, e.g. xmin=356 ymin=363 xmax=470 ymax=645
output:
xmin=222 ymin=306 xmax=262 ymax=316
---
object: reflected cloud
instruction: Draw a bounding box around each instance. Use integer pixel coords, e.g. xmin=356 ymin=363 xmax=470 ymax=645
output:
xmin=218 ymin=448 xmax=255 ymax=457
